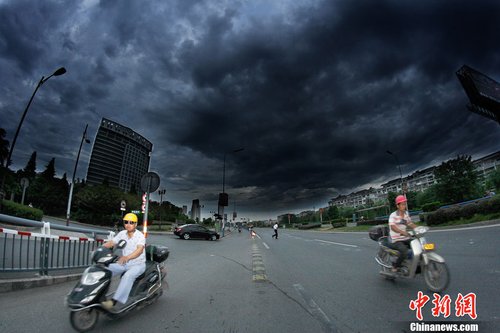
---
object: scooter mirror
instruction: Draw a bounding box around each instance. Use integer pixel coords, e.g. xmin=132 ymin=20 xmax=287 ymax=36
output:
xmin=117 ymin=239 xmax=127 ymax=249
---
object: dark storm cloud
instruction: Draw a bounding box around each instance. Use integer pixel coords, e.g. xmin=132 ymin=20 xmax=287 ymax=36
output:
xmin=1 ymin=0 xmax=499 ymax=219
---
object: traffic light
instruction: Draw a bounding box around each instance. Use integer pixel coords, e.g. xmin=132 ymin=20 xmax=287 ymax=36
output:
xmin=218 ymin=193 xmax=228 ymax=207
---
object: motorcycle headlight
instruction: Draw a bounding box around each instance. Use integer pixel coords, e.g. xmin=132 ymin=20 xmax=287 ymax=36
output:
xmin=423 ymin=243 xmax=435 ymax=251
xmin=81 ymin=269 xmax=106 ymax=285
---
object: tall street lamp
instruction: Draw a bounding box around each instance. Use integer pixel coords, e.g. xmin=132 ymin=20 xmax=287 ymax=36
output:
xmin=158 ymin=188 xmax=166 ymax=230
xmin=386 ymin=150 xmax=404 ymax=193
xmin=0 ymin=67 xmax=66 ymax=206
xmin=219 ymin=147 xmax=244 ymax=237
xmin=66 ymin=124 xmax=91 ymax=226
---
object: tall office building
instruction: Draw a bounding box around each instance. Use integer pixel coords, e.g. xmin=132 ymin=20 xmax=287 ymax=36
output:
xmin=86 ymin=118 xmax=153 ymax=192
xmin=191 ymin=199 xmax=201 ymax=222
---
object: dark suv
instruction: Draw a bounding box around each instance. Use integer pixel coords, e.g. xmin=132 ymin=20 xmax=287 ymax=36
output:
xmin=174 ymin=224 xmax=220 ymax=241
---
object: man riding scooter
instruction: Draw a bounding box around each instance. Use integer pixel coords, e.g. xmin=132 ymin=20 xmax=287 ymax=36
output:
xmin=388 ymin=195 xmax=417 ymax=273
xmin=101 ymin=213 xmax=146 ymax=310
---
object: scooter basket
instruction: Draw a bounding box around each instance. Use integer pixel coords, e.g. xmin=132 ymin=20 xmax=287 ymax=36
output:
xmin=145 ymin=244 xmax=169 ymax=263
xmin=369 ymin=225 xmax=389 ymax=241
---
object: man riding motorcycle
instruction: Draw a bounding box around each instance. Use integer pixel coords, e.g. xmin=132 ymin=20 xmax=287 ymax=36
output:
xmin=101 ymin=213 xmax=146 ymax=310
xmin=388 ymin=195 xmax=417 ymax=273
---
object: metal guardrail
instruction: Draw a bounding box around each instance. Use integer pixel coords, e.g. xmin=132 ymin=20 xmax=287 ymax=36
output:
xmin=0 ymin=214 xmax=114 ymax=276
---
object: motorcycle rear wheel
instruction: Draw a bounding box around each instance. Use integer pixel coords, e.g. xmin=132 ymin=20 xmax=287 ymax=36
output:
xmin=70 ymin=308 xmax=99 ymax=332
xmin=424 ymin=261 xmax=450 ymax=292
xmin=379 ymin=251 xmax=395 ymax=280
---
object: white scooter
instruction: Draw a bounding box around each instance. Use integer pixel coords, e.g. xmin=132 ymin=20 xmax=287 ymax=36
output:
xmin=371 ymin=225 xmax=450 ymax=292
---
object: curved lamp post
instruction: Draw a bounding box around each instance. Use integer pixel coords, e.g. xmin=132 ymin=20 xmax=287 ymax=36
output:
xmin=66 ymin=124 xmax=91 ymax=226
xmin=386 ymin=150 xmax=404 ymax=193
xmin=0 ymin=67 xmax=66 ymax=205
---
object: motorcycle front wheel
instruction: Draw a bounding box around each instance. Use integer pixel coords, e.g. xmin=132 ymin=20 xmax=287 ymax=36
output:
xmin=424 ymin=261 xmax=450 ymax=292
xmin=70 ymin=308 xmax=99 ymax=332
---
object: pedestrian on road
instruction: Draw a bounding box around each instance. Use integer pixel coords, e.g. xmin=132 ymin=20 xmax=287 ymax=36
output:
xmin=101 ymin=213 xmax=146 ymax=310
xmin=272 ymin=222 xmax=279 ymax=239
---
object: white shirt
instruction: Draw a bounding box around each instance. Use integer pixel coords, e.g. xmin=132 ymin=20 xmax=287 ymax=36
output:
xmin=388 ymin=210 xmax=411 ymax=242
xmin=273 ymin=223 xmax=278 ymax=230
xmin=112 ymin=230 xmax=146 ymax=265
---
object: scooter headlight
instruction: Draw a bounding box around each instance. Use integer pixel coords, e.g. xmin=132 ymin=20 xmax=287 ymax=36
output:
xmin=81 ymin=269 xmax=106 ymax=285
xmin=423 ymin=243 xmax=435 ymax=251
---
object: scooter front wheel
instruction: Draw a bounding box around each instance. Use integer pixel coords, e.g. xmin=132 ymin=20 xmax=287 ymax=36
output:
xmin=424 ymin=261 xmax=450 ymax=292
xmin=70 ymin=308 xmax=99 ymax=332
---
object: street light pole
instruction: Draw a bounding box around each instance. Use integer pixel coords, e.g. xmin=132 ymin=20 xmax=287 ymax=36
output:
xmin=158 ymin=189 xmax=166 ymax=230
xmin=66 ymin=124 xmax=90 ymax=226
xmin=386 ymin=150 xmax=404 ymax=193
xmin=0 ymin=67 xmax=66 ymax=208
xmin=219 ymin=147 xmax=244 ymax=237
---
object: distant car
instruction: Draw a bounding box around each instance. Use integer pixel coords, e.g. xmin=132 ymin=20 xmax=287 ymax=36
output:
xmin=174 ymin=224 xmax=220 ymax=241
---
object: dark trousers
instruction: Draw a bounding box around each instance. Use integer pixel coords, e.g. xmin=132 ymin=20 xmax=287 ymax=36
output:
xmin=390 ymin=240 xmax=411 ymax=268
xmin=272 ymin=229 xmax=278 ymax=239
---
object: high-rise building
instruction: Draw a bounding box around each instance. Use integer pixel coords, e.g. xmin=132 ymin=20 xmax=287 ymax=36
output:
xmin=191 ymin=199 xmax=201 ymax=222
xmin=86 ymin=118 xmax=153 ymax=192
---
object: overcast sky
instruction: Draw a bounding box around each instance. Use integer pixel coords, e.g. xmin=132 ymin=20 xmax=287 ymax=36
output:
xmin=1 ymin=0 xmax=499 ymax=220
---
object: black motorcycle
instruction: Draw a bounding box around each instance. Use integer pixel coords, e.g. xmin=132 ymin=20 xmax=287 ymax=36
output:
xmin=66 ymin=240 xmax=169 ymax=332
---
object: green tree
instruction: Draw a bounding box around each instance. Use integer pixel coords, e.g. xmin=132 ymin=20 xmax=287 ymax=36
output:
xmin=25 ymin=158 xmax=67 ymax=215
xmin=41 ymin=158 xmax=56 ymax=180
xmin=18 ymin=151 xmax=37 ymax=180
xmin=416 ymin=186 xmax=438 ymax=207
xmin=433 ymin=155 xmax=481 ymax=204
xmin=73 ymin=184 xmax=123 ymax=226
xmin=485 ymin=168 xmax=500 ymax=192
xmin=325 ymin=205 xmax=339 ymax=220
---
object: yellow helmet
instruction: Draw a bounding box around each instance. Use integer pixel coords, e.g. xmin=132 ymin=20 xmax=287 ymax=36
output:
xmin=123 ymin=213 xmax=138 ymax=223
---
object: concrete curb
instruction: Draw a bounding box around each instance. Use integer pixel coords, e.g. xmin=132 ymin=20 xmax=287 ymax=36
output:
xmin=0 ymin=273 xmax=81 ymax=293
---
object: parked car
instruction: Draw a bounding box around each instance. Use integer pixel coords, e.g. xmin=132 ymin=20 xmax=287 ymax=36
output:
xmin=174 ymin=224 xmax=220 ymax=241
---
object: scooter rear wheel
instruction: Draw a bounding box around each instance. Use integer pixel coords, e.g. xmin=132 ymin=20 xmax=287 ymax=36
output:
xmin=70 ymin=308 xmax=99 ymax=332
xmin=378 ymin=251 xmax=396 ymax=280
xmin=424 ymin=261 xmax=450 ymax=292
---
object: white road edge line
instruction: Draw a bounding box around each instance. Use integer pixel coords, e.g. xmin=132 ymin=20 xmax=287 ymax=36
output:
xmin=314 ymin=239 xmax=358 ymax=248
xmin=429 ymin=223 xmax=500 ymax=232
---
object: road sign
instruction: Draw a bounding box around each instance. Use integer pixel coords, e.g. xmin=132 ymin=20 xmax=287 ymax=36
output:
xmin=140 ymin=172 xmax=160 ymax=193
xmin=20 ymin=178 xmax=29 ymax=205
xmin=120 ymin=200 xmax=126 ymax=208
xmin=20 ymin=178 xmax=29 ymax=188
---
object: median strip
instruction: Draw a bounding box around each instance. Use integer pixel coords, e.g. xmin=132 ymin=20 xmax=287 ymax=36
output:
xmin=252 ymin=243 xmax=267 ymax=282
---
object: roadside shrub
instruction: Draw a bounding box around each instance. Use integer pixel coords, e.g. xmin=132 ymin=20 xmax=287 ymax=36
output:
xmin=330 ymin=218 xmax=346 ymax=228
xmin=426 ymin=209 xmax=447 ymax=226
xmin=422 ymin=201 xmax=442 ymax=212
xmin=356 ymin=219 xmax=381 ymax=226
xmin=482 ymin=196 xmax=500 ymax=214
xmin=460 ymin=203 xmax=479 ymax=219
xmin=298 ymin=223 xmax=322 ymax=229
xmin=426 ymin=196 xmax=500 ymax=225
xmin=1 ymin=200 xmax=43 ymax=221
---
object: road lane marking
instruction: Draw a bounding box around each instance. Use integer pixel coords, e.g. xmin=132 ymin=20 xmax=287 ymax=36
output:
xmin=262 ymin=242 xmax=270 ymax=249
xmin=314 ymin=239 xmax=358 ymax=248
xmin=429 ymin=223 xmax=500 ymax=232
xmin=293 ymin=283 xmax=337 ymax=333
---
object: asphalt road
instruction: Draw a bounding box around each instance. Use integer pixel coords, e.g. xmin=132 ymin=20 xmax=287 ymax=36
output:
xmin=0 ymin=225 xmax=498 ymax=333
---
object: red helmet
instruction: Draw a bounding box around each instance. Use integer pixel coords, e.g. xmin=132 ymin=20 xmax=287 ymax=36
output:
xmin=395 ymin=195 xmax=407 ymax=205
